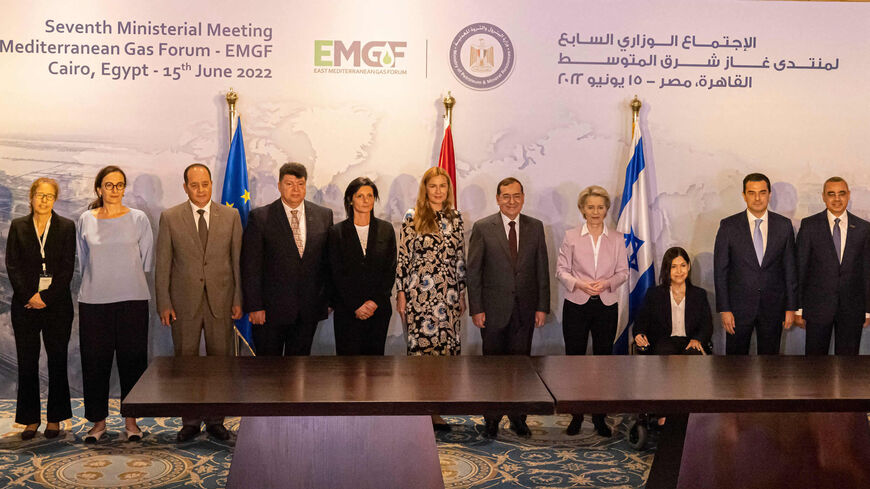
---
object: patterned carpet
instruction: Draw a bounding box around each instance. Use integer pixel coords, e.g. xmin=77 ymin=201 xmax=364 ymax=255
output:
xmin=0 ymin=399 xmax=654 ymax=488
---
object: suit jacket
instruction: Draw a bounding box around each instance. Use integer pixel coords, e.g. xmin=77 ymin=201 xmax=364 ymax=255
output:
xmin=713 ymin=210 xmax=798 ymax=324
xmin=327 ymin=216 xmax=397 ymax=314
xmin=155 ymin=201 xmax=243 ymax=319
xmin=634 ymin=284 xmax=713 ymax=348
xmin=241 ymin=199 xmax=333 ymax=324
xmin=466 ymin=213 xmax=550 ymax=329
xmin=796 ymin=210 xmax=870 ymax=325
xmin=5 ymin=211 xmax=75 ymax=310
xmin=556 ymin=224 xmax=628 ymax=306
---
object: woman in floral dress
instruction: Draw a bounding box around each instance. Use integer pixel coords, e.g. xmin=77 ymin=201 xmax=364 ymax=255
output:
xmin=396 ymin=167 xmax=466 ymax=429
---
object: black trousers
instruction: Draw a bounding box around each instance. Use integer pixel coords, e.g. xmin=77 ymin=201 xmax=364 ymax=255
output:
xmin=481 ymin=299 xmax=535 ymax=428
xmin=653 ymin=336 xmax=704 ymax=356
xmin=333 ymin=306 xmax=390 ymax=355
xmin=11 ymin=303 xmax=73 ymax=425
xmin=805 ymin=319 xmax=862 ymax=355
xmin=562 ymin=297 xmax=618 ymax=426
xmin=727 ymin=317 xmax=781 ymax=355
xmin=79 ymin=300 xmax=149 ymax=423
xmin=253 ymin=316 xmax=318 ymax=356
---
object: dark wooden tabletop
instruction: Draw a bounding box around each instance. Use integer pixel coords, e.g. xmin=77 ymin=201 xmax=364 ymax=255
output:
xmin=121 ymin=355 xmax=554 ymax=417
xmin=534 ymin=355 xmax=870 ymax=413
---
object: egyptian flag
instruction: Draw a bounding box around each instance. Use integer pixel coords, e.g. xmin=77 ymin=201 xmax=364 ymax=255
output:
xmin=438 ymin=123 xmax=457 ymax=203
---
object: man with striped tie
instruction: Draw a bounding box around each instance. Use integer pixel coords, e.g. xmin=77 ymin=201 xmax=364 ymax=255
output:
xmin=713 ymin=173 xmax=798 ymax=355
xmin=241 ymin=162 xmax=333 ymax=356
xmin=795 ymin=177 xmax=870 ymax=355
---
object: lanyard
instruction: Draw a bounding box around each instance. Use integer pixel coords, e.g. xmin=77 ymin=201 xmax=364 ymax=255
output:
xmin=33 ymin=215 xmax=52 ymax=263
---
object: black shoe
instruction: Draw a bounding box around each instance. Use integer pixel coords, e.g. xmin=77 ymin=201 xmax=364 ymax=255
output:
xmin=593 ymin=421 xmax=612 ymax=438
xmin=206 ymin=424 xmax=231 ymax=441
xmin=433 ymin=422 xmax=452 ymax=432
xmin=21 ymin=428 xmax=38 ymax=441
xmin=44 ymin=429 xmax=61 ymax=439
xmin=176 ymin=425 xmax=201 ymax=442
xmin=566 ymin=415 xmax=583 ymax=436
xmin=510 ymin=418 xmax=532 ymax=438
xmin=483 ymin=417 xmax=500 ymax=438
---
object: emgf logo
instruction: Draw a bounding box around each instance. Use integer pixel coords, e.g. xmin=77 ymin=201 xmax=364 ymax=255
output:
xmin=314 ymin=41 xmax=406 ymax=68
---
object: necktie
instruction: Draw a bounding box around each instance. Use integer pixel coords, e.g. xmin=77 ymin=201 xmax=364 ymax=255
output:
xmin=508 ymin=221 xmax=518 ymax=266
xmin=197 ymin=209 xmax=208 ymax=251
xmin=833 ymin=217 xmax=842 ymax=263
xmin=753 ymin=218 xmax=763 ymax=265
xmin=291 ymin=209 xmax=304 ymax=257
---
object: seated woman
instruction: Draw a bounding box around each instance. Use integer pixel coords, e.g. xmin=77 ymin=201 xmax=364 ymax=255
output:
xmin=634 ymin=247 xmax=712 ymax=355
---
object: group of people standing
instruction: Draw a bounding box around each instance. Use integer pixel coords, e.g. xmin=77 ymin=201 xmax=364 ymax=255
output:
xmin=7 ymin=164 xmax=868 ymax=443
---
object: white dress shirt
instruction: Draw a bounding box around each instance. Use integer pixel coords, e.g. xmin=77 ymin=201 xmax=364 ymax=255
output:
xmin=746 ymin=208 xmax=769 ymax=255
xmin=282 ymin=200 xmax=307 ymax=244
xmin=670 ymin=288 xmax=687 ymax=337
xmin=581 ymin=223 xmax=608 ymax=271
xmin=355 ymin=224 xmax=369 ymax=255
xmin=190 ymin=200 xmax=212 ymax=231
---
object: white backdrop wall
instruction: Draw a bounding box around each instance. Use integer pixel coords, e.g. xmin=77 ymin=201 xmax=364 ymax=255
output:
xmin=1 ymin=0 xmax=869 ymax=396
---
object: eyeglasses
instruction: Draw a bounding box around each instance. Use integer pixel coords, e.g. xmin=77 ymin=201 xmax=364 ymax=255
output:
xmin=34 ymin=193 xmax=56 ymax=201
xmin=103 ymin=182 xmax=126 ymax=191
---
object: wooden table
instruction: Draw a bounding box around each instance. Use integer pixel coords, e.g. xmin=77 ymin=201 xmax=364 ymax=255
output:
xmin=122 ymin=355 xmax=554 ymax=489
xmin=535 ymin=355 xmax=870 ymax=489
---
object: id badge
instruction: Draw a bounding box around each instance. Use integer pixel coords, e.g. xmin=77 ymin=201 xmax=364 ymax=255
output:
xmin=38 ymin=273 xmax=52 ymax=292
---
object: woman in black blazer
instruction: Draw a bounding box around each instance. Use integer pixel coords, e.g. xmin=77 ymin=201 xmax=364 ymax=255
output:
xmin=328 ymin=177 xmax=397 ymax=355
xmin=5 ymin=178 xmax=76 ymax=439
xmin=634 ymin=247 xmax=712 ymax=355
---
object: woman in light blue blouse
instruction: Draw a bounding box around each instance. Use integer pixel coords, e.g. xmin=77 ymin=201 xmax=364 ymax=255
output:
xmin=76 ymin=165 xmax=153 ymax=442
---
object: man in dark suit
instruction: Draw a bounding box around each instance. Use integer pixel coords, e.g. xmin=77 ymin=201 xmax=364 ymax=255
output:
xmin=795 ymin=177 xmax=870 ymax=355
xmin=467 ymin=177 xmax=550 ymax=438
xmin=714 ymin=173 xmax=797 ymax=355
xmin=156 ymin=163 xmax=243 ymax=442
xmin=241 ymin=162 xmax=334 ymax=356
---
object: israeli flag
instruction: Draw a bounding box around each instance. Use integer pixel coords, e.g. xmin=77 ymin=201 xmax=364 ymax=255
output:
xmin=615 ymin=118 xmax=655 ymax=354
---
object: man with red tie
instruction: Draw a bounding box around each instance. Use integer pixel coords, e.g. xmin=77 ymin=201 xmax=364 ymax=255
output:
xmin=467 ymin=177 xmax=550 ymax=438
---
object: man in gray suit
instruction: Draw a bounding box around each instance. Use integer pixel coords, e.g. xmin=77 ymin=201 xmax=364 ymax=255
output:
xmin=156 ymin=163 xmax=243 ymax=442
xmin=467 ymin=177 xmax=550 ymax=438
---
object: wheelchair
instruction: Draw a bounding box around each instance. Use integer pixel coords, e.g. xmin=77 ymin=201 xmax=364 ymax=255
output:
xmin=627 ymin=338 xmax=713 ymax=450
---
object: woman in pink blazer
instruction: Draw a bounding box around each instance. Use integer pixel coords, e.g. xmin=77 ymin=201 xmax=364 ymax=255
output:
xmin=556 ymin=185 xmax=628 ymax=437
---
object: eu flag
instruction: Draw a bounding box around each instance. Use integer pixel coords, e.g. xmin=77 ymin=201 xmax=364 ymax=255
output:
xmin=222 ymin=117 xmax=254 ymax=354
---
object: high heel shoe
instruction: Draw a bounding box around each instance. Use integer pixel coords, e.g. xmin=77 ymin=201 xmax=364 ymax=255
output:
xmin=21 ymin=424 xmax=40 ymax=441
xmin=44 ymin=423 xmax=61 ymax=439
xmin=123 ymin=427 xmax=143 ymax=442
xmin=83 ymin=426 xmax=106 ymax=443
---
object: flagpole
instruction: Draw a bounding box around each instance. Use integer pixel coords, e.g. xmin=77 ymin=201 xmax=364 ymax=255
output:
xmin=227 ymin=88 xmax=238 ymax=142
xmin=630 ymin=95 xmax=641 ymax=137
xmin=443 ymin=91 xmax=455 ymax=127
xmin=226 ymin=88 xmax=241 ymax=357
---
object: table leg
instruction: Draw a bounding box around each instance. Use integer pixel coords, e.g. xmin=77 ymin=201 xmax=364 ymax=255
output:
xmin=645 ymin=412 xmax=870 ymax=489
xmin=227 ymin=415 xmax=444 ymax=489
xmin=644 ymin=413 xmax=689 ymax=489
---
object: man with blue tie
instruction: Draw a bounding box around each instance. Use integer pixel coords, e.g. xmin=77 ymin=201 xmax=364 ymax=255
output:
xmin=714 ymin=173 xmax=798 ymax=355
xmin=795 ymin=177 xmax=870 ymax=355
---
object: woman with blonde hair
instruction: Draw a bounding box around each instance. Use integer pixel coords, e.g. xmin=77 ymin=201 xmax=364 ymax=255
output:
xmin=556 ymin=185 xmax=628 ymax=437
xmin=396 ymin=166 xmax=466 ymax=430
xmin=6 ymin=177 xmax=76 ymax=440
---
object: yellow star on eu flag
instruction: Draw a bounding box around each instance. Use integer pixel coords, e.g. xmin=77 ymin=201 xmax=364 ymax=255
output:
xmin=224 ymin=202 xmax=234 ymax=208
xmin=241 ymin=189 xmax=251 ymax=203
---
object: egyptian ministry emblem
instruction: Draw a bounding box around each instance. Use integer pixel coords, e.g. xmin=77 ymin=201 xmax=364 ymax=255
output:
xmin=449 ymin=22 xmax=515 ymax=90
xmin=469 ymin=38 xmax=495 ymax=72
